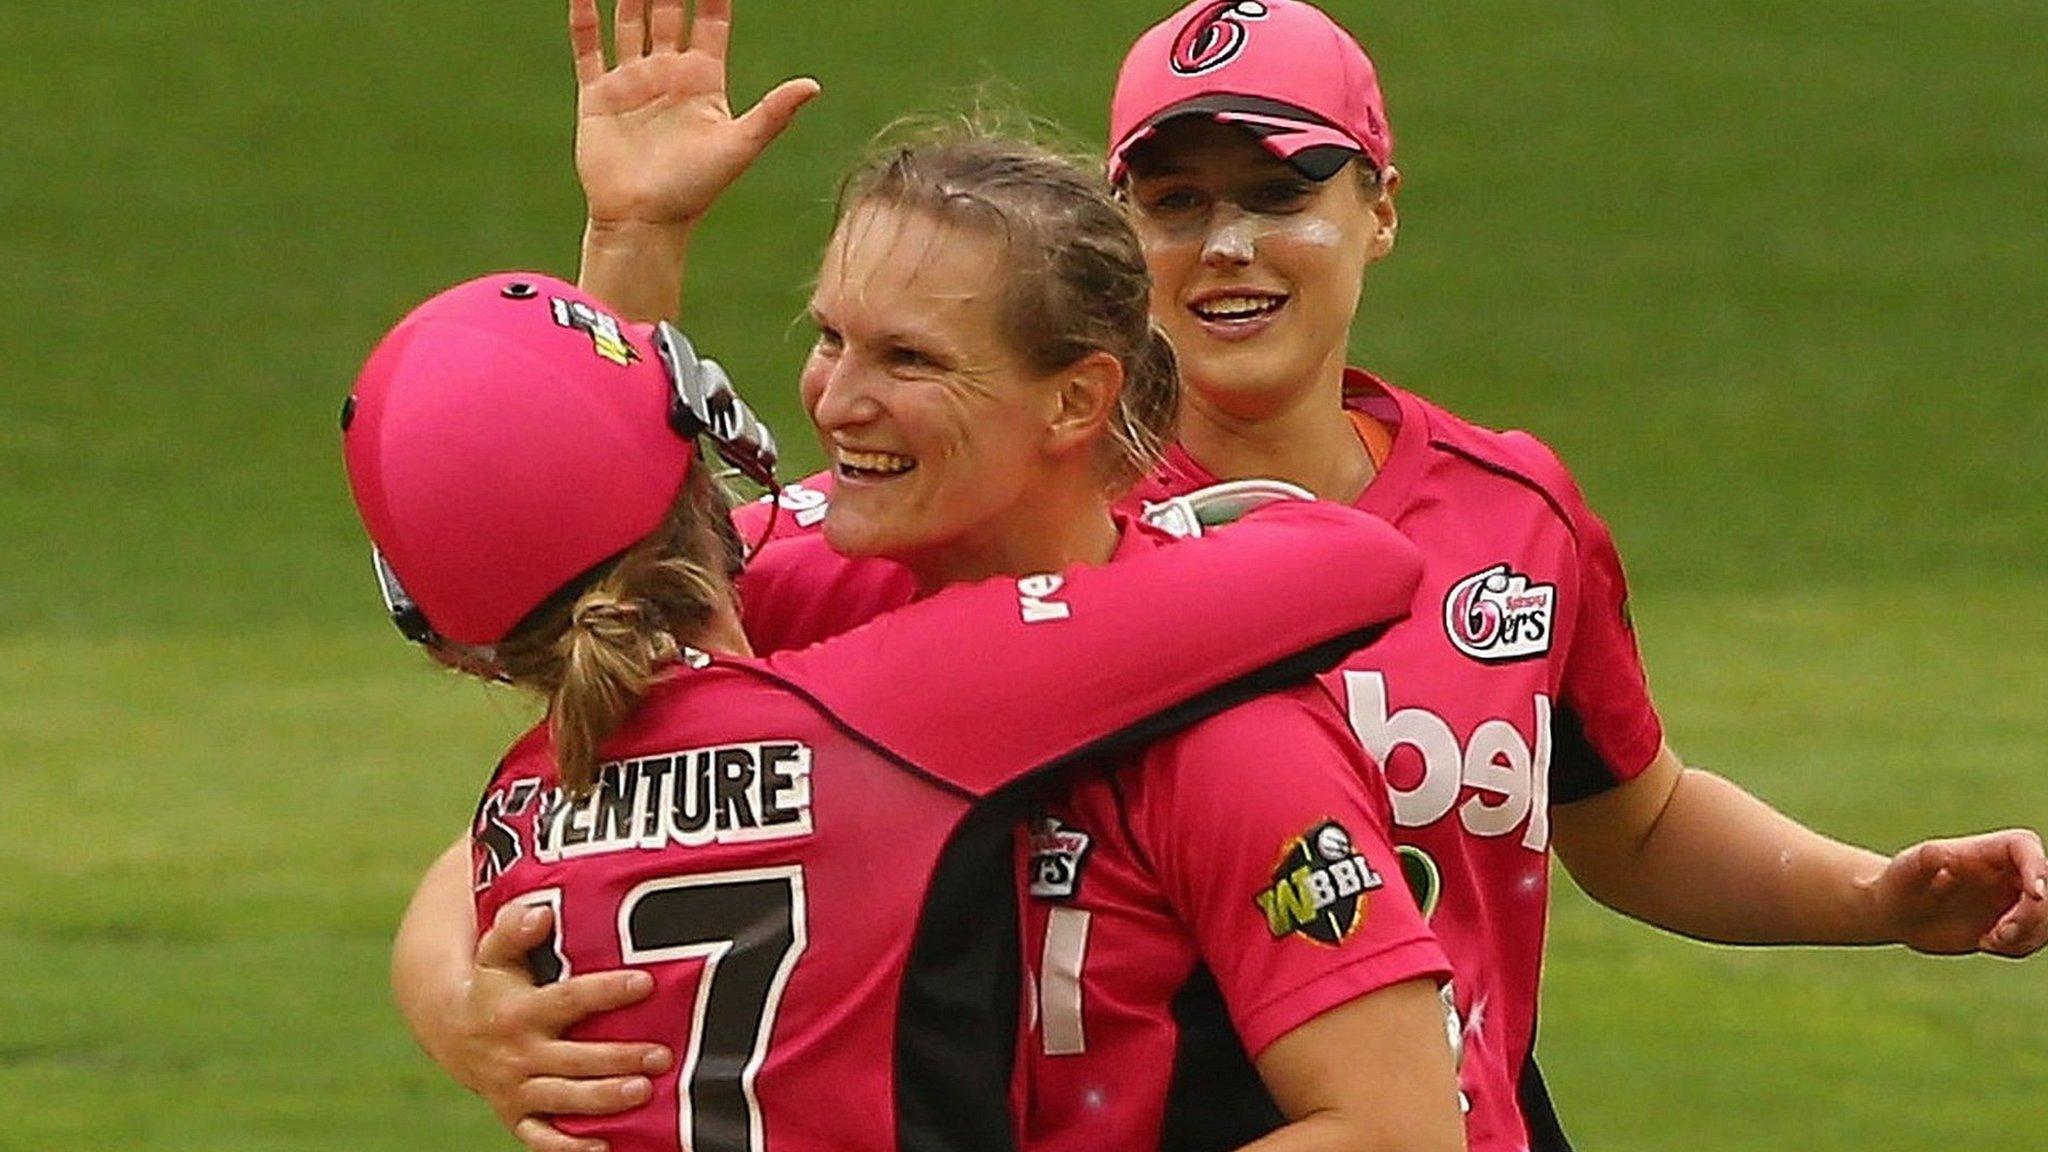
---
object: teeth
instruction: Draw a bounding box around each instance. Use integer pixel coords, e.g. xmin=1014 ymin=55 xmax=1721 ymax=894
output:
xmin=1193 ymin=295 xmax=1284 ymax=321
xmin=837 ymin=448 xmax=916 ymax=476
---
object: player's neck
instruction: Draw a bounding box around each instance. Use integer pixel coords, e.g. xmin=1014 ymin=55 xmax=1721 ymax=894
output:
xmin=690 ymin=598 xmax=754 ymax=660
xmin=1178 ymin=368 xmax=1374 ymax=503
xmin=898 ymin=485 xmax=1121 ymax=593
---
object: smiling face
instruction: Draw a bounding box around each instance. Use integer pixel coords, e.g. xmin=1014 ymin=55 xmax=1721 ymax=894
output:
xmin=1123 ymin=117 xmax=1397 ymax=418
xmin=800 ymin=202 xmax=1080 ymax=584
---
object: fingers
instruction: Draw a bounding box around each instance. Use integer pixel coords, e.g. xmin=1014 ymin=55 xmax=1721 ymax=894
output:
xmin=689 ymin=0 xmax=733 ymax=61
xmin=735 ymin=77 xmax=822 ymax=149
xmin=519 ymin=1074 xmax=654 ymax=1117
xmin=614 ymin=0 xmax=648 ymax=61
xmin=513 ymin=1115 xmax=609 ymax=1152
xmin=569 ymin=0 xmax=607 ymax=84
xmin=533 ymin=968 xmax=657 ymax=1032
xmin=1980 ymin=899 xmax=2048 ymax=957
xmin=1979 ymin=830 xmax=2048 ymax=957
xmin=478 ymin=902 xmax=556 ymax=972
xmin=647 ymin=0 xmax=685 ymax=53
xmin=2003 ymin=828 xmax=2048 ymax=899
xmin=533 ymin=1037 xmax=674 ymax=1080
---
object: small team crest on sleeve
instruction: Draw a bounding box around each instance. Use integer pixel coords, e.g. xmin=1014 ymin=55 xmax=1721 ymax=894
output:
xmin=550 ymin=296 xmax=639 ymax=366
xmin=1028 ymin=815 xmax=1093 ymax=900
xmin=1443 ymin=564 xmax=1556 ymax=662
xmin=1254 ymin=819 xmax=1384 ymax=945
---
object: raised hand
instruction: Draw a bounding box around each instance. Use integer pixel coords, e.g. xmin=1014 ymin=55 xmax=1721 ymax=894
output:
xmin=1875 ymin=829 xmax=2048 ymax=957
xmin=570 ymin=0 xmax=820 ymax=231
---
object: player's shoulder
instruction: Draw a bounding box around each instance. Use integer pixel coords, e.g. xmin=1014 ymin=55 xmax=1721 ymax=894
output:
xmin=1142 ymin=680 xmax=1354 ymax=775
xmin=1389 ymin=379 xmax=1600 ymax=529
xmin=493 ymin=721 xmax=556 ymax=783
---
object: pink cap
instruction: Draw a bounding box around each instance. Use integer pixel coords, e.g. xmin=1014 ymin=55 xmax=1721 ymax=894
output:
xmin=1108 ymin=0 xmax=1392 ymax=183
xmin=341 ymin=273 xmax=694 ymax=646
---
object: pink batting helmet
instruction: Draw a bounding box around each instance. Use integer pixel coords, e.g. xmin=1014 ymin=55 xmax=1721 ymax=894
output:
xmin=340 ymin=273 xmax=696 ymax=647
xmin=1108 ymin=0 xmax=1392 ymax=183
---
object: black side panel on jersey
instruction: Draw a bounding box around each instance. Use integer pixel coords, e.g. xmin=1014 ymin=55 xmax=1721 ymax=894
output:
xmin=1160 ymin=966 xmax=1284 ymax=1152
xmin=1547 ymin=702 xmax=1621 ymax=803
xmin=894 ymin=786 xmax=1032 ymax=1152
xmin=1518 ymin=1053 xmax=1575 ymax=1152
xmin=893 ymin=623 xmax=1389 ymax=1152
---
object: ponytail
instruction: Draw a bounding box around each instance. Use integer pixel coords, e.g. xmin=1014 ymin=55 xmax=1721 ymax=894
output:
xmin=494 ymin=460 xmax=734 ymax=795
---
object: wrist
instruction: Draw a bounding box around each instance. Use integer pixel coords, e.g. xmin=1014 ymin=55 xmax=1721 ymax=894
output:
xmin=1847 ymin=854 xmax=1900 ymax=945
xmin=583 ymin=216 xmax=695 ymax=256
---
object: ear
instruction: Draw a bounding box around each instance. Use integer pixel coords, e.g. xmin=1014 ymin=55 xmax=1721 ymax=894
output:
xmin=1366 ymin=164 xmax=1401 ymax=261
xmin=1043 ymin=350 xmax=1125 ymax=461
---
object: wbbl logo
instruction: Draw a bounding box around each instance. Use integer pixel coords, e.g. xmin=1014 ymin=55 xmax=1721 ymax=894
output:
xmin=1254 ymin=820 xmax=1383 ymax=945
xmin=1170 ymin=1 xmax=1269 ymax=76
xmin=1443 ymin=564 xmax=1556 ymax=662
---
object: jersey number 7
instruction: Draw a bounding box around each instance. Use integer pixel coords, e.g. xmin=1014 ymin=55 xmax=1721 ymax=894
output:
xmin=524 ymin=866 xmax=809 ymax=1152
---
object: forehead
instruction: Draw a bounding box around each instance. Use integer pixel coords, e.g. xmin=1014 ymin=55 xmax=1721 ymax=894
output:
xmin=1123 ymin=117 xmax=1293 ymax=181
xmin=812 ymin=204 xmax=1004 ymax=326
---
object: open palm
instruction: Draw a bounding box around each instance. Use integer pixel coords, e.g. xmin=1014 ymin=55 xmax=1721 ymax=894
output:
xmin=571 ymin=0 xmax=819 ymax=228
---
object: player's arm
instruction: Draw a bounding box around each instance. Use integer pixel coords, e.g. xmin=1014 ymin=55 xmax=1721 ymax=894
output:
xmin=391 ymin=835 xmax=671 ymax=1152
xmin=1141 ymin=691 xmax=1464 ymax=1151
xmin=1535 ymin=450 xmax=2047 ymax=958
xmin=1243 ymin=978 xmax=1464 ymax=1152
xmin=567 ymin=0 xmax=818 ymax=322
xmin=1553 ymin=744 xmax=2048 ymax=956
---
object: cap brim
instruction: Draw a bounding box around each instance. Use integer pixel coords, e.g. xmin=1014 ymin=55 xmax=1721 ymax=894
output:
xmin=1109 ymin=94 xmax=1364 ymax=183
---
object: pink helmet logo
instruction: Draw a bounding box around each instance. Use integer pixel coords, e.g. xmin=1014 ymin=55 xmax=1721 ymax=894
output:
xmin=1169 ymin=0 xmax=1270 ymax=76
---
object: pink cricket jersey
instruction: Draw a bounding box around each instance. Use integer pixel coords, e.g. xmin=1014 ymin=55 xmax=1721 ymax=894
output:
xmin=1013 ymin=673 xmax=1449 ymax=1152
xmin=738 ymin=370 xmax=1665 ymax=1152
xmin=472 ymin=499 xmax=1425 ymax=1152
xmin=1129 ymin=372 xmax=1665 ymax=1152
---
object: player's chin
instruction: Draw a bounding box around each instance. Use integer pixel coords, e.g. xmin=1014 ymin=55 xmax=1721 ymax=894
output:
xmin=821 ymin=500 xmax=919 ymax=563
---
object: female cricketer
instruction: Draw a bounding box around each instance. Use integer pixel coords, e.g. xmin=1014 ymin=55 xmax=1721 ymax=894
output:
xmin=400 ymin=2 xmax=2048 ymax=1150
xmin=353 ymin=269 xmax=1461 ymax=1151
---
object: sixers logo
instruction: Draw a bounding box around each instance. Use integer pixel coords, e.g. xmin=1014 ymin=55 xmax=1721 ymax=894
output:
xmin=1028 ymin=815 xmax=1093 ymax=900
xmin=1170 ymin=1 xmax=1269 ymax=76
xmin=1444 ymin=564 xmax=1556 ymax=662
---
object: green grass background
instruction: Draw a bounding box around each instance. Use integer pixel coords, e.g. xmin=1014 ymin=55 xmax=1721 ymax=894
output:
xmin=2 ymin=1 xmax=2042 ymax=1148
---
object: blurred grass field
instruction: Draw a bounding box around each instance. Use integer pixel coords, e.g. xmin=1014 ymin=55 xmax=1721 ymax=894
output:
xmin=2 ymin=1 xmax=2042 ymax=1149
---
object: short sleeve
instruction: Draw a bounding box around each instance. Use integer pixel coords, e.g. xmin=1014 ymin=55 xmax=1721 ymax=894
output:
xmin=1126 ymin=684 xmax=1449 ymax=1057
xmin=1551 ymin=480 xmax=1665 ymax=802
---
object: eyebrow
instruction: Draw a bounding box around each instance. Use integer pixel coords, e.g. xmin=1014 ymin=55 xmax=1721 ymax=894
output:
xmin=807 ymin=301 xmax=962 ymax=354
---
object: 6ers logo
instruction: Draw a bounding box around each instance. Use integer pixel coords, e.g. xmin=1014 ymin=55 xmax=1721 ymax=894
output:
xmin=1444 ymin=564 xmax=1556 ymax=662
xmin=1171 ymin=1 xmax=1269 ymax=76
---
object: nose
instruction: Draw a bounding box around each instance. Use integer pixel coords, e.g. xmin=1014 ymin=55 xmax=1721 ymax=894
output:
xmin=1200 ymin=205 xmax=1258 ymax=268
xmin=802 ymin=353 xmax=882 ymax=435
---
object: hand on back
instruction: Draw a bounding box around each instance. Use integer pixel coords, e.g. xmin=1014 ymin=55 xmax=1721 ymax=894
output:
xmin=457 ymin=901 xmax=674 ymax=1152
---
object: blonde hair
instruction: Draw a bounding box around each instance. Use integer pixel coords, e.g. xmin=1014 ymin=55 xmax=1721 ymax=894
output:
xmin=493 ymin=460 xmax=736 ymax=795
xmin=838 ymin=120 xmax=1178 ymax=490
